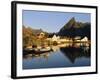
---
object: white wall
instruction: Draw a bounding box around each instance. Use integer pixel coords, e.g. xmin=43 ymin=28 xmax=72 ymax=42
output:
xmin=0 ymin=0 xmax=99 ymax=80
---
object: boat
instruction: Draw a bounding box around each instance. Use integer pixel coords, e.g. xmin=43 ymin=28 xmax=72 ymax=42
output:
xmin=23 ymin=47 xmax=52 ymax=55
xmin=33 ymin=46 xmax=52 ymax=54
xmin=34 ymin=49 xmax=52 ymax=54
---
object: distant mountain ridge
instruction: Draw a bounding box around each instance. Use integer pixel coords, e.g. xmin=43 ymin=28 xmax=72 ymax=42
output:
xmin=58 ymin=17 xmax=91 ymax=39
xmin=23 ymin=17 xmax=91 ymax=40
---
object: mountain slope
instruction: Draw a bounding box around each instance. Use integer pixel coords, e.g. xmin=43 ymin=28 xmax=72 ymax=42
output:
xmin=58 ymin=17 xmax=91 ymax=39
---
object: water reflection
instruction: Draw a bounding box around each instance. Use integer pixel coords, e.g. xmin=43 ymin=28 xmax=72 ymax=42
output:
xmin=23 ymin=52 xmax=51 ymax=60
xmin=60 ymin=47 xmax=90 ymax=63
xmin=23 ymin=42 xmax=90 ymax=69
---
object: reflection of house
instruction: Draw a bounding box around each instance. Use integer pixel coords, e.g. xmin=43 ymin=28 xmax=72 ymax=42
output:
xmin=73 ymin=43 xmax=81 ymax=48
xmin=51 ymin=46 xmax=60 ymax=51
xmin=81 ymin=37 xmax=89 ymax=47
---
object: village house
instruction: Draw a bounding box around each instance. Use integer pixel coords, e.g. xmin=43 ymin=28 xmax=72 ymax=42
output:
xmin=74 ymin=36 xmax=81 ymax=42
xmin=51 ymin=35 xmax=60 ymax=41
xmin=81 ymin=37 xmax=88 ymax=42
xmin=81 ymin=37 xmax=89 ymax=47
xmin=37 ymin=32 xmax=45 ymax=39
xmin=46 ymin=35 xmax=68 ymax=44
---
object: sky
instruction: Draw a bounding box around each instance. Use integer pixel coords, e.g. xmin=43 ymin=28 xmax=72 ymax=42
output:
xmin=23 ymin=10 xmax=91 ymax=33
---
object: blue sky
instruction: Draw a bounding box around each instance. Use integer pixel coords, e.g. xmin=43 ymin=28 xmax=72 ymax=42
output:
xmin=23 ymin=10 xmax=90 ymax=33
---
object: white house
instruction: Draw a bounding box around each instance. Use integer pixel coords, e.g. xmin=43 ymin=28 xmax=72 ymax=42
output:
xmin=74 ymin=36 xmax=81 ymax=42
xmin=51 ymin=35 xmax=60 ymax=41
xmin=81 ymin=37 xmax=88 ymax=42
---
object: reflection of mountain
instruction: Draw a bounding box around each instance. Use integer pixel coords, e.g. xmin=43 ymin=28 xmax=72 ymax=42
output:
xmin=58 ymin=17 xmax=91 ymax=39
xmin=60 ymin=47 xmax=90 ymax=63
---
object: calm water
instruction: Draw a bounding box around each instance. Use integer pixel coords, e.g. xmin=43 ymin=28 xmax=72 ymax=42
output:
xmin=23 ymin=43 xmax=91 ymax=69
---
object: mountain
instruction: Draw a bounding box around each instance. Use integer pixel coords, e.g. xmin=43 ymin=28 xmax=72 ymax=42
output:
xmin=58 ymin=17 xmax=91 ymax=39
xmin=60 ymin=17 xmax=80 ymax=29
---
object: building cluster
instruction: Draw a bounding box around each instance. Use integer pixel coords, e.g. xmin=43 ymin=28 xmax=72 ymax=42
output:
xmin=27 ymin=32 xmax=89 ymax=49
xmin=46 ymin=34 xmax=89 ymax=44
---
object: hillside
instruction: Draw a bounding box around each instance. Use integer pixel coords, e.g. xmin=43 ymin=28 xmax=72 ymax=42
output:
xmin=58 ymin=17 xmax=91 ymax=39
